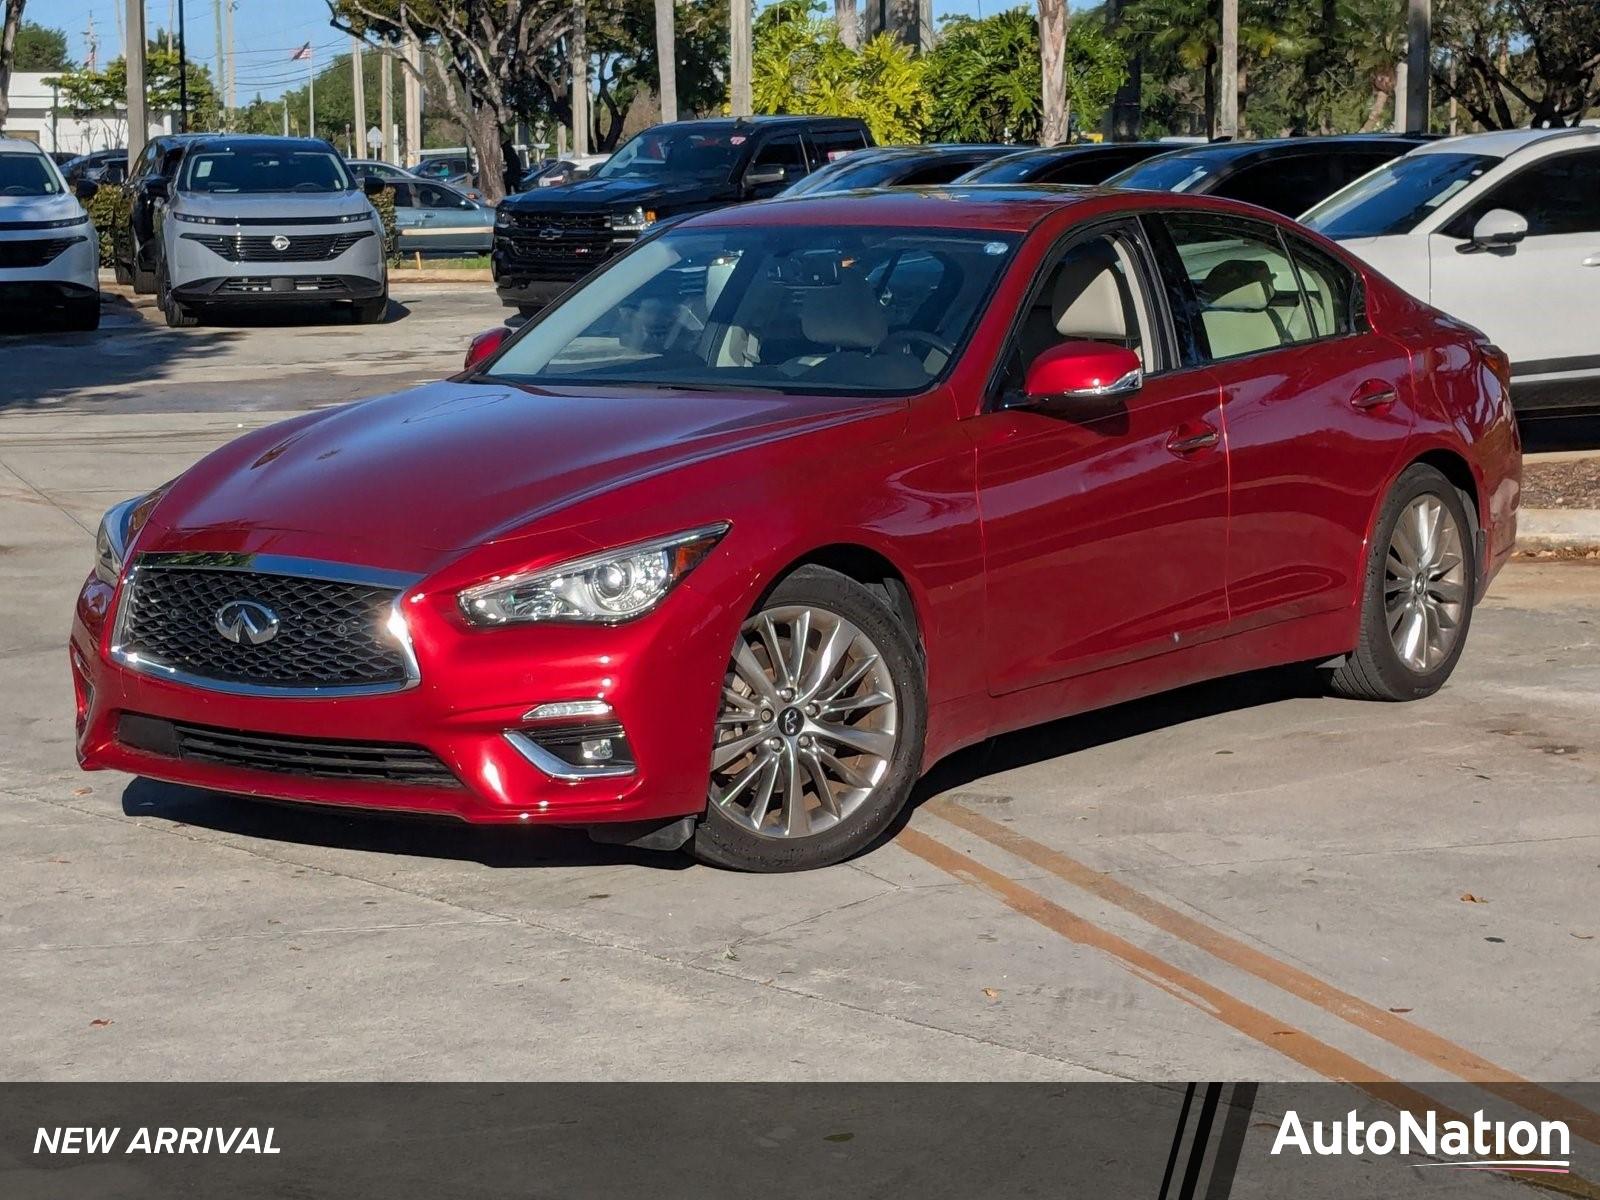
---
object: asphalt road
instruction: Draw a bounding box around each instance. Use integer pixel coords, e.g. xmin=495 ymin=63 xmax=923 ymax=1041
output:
xmin=3 ymin=288 xmax=1598 ymax=1110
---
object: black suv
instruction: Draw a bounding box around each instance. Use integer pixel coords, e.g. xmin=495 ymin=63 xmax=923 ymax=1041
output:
xmin=113 ymin=133 xmax=206 ymax=291
xmin=493 ymin=115 xmax=873 ymax=312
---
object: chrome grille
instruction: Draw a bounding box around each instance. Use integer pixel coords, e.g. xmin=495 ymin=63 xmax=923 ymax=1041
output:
xmin=184 ymin=231 xmax=373 ymax=262
xmin=116 ymin=563 xmax=410 ymax=691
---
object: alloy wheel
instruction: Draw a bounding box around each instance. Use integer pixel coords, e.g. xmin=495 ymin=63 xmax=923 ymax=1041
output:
xmin=1384 ymin=493 xmax=1467 ymax=673
xmin=709 ymin=605 xmax=899 ymax=839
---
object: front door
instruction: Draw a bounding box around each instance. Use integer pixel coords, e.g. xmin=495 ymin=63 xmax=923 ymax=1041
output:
xmin=973 ymin=222 xmax=1229 ymax=696
xmin=1428 ymin=146 xmax=1600 ymax=409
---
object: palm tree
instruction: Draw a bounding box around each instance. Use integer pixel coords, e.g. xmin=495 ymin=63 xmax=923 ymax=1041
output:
xmin=655 ymin=0 xmax=677 ymax=121
xmin=836 ymin=0 xmax=858 ymax=49
xmin=1038 ymin=0 xmax=1068 ymax=143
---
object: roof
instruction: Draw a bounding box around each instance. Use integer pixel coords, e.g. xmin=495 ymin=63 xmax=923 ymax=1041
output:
xmin=1143 ymin=134 xmax=1430 ymax=163
xmin=0 ymin=136 xmax=49 ymax=154
xmin=651 ymin=115 xmax=869 ymax=132
xmin=1412 ymin=126 xmax=1600 ymax=159
xmin=695 ymin=184 xmax=1111 ymax=234
xmin=181 ymin=134 xmax=337 ymax=153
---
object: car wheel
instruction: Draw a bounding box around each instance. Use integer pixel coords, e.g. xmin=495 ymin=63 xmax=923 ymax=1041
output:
xmin=157 ymin=265 xmax=198 ymax=329
xmin=352 ymin=295 xmax=388 ymax=324
xmin=1330 ymin=463 xmax=1474 ymax=702
xmin=517 ymin=305 xmax=540 ymax=319
xmin=131 ymin=247 xmax=156 ymax=295
xmin=63 ymin=295 xmax=101 ymax=331
xmin=112 ymin=258 xmax=132 ymax=286
xmin=691 ymin=565 xmax=925 ymax=872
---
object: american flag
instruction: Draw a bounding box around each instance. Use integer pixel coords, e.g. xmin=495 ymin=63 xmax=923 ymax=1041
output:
xmin=290 ymin=42 xmax=312 ymax=61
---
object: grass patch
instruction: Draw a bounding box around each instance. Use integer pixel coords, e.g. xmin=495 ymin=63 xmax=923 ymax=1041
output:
xmin=392 ymin=254 xmax=491 ymax=270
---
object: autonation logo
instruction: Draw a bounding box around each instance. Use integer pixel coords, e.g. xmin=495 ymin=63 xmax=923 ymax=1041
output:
xmin=1272 ymin=1109 xmax=1571 ymax=1175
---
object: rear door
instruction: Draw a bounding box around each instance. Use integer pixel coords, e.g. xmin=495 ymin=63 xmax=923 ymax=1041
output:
xmin=1151 ymin=211 xmax=1415 ymax=629
xmin=1427 ymin=146 xmax=1600 ymax=409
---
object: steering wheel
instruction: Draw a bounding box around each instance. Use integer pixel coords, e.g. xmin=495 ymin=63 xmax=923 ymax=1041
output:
xmin=880 ymin=329 xmax=956 ymax=359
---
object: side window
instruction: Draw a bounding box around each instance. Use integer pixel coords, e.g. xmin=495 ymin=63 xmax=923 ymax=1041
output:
xmin=811 ymin=128 xmax=869 ymax=165
xmin=416 ymin=183 xmax=463 ymax=208
xmin=1002 ymin=228 xmax=1157 ymax=394
xmin=1160 ymin=214 xmax=1316 ymax=360
xmin=1215 ymin=156 xmax=1331 ymax=216
xmin=898 ymin=161 xmax=974 ymax=186
xmin=751 ymin=134 xmax=808 ymax=179
xmin=159 ymin=148 xmax=185 ymax=179
xmin=1042 ymin=155 xmax=1132 ymax=185
xmin=389 ymin=183 xmax=415 ymax=208
xmin=1446 ymin=150 xmax=1600 ymax=238
xmin=1284 ymin=236 xmax=1358 ymax=339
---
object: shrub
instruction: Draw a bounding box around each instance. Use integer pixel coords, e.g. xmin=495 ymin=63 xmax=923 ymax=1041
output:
xmin=370 ymin=186 xmax=399 ymax=260
xmin=86 ymin=182 xmax=130 ymax=267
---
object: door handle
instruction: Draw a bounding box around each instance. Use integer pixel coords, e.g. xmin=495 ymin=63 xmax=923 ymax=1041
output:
xmin=1350 ymin=382 xmax=1398 ymax=410
xmin=1166 ymin=424 xmax=1220 ymax=455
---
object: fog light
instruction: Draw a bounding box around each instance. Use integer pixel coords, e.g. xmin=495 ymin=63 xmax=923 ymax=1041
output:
xmin=580 ymin=737 xmax=614 ymax=763
xmin=503 ymin=707 xmax=636 ymax=781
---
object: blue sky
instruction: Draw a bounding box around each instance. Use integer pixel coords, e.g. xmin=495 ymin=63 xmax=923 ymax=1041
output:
xmin=41 ymin=0 xmax=1045 ymax=103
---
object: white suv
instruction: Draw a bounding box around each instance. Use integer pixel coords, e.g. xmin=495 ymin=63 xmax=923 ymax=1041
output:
xmin=1303 ymin=127 xmax=1600 ymax=412
xmin=0 ymin=136 xmax=100 ymax=330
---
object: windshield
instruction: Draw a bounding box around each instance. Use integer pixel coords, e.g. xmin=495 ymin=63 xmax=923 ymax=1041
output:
xmin=783 ymin=156 xmax=912 ymax=196
xmin=594 ymin=128 xmax=744 ymax=184
xmin=484 ymin=225 xmax=1020 ymax=396
xmin=1107 ymin=155 xmax=1220 ymax=193
xmin=961 ymin=155 xmax=1049 ymax=184
xmin=1301 ymin=152 xmax=1498 ymax=237
xmin=180 ymin=148 xmax=354 ymax=194
xmin=0 ymin=152 xmax=65 ymax=197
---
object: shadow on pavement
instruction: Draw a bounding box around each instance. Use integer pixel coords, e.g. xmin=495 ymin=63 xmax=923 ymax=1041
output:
xmin=118 ymin=776 xmax=694 ymax=871
xmin=190 ymin=295 xmax=413 ymax=329
xmin=1518 ymin=407 xmax=1600 ymax=454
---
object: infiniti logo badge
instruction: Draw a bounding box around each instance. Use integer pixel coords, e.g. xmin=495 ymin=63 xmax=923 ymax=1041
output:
xmin=270 ymin=234 xmax=291 ymax=252
xmin=215 ymin=600 xmax=281 ymax=645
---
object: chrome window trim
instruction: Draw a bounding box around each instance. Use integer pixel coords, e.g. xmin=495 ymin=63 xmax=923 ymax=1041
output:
xmin=109 ymin=552 xmax=424 ymax=699
xmin=502 ymin=731 xmax=637 ymax=781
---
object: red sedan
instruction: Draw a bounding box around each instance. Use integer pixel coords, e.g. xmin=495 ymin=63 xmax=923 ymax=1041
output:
xmin=71 ymin=186 xmax=1521 ymax=872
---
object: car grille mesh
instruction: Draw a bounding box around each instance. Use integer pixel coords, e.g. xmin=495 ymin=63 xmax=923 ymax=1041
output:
xmin=185 ymin=231 xmax=373 ymax=262
xmin=118 ymin=714 xmax=457 ymax=787
xmin=502 ymin=209 xmax=610 ymax=232
xmin=119 ymin=566 xmax=408 ymax=689
xmin=0 ymin=237 xmax=81 ymax=267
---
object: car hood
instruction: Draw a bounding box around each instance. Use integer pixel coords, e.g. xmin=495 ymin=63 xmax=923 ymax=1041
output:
xmin=155 ymin=380 xmax=897 ymax=557
xmin=171 ymin=189 xmax=374 ymax=221
xmin=504 ymin=175 xmax=730 ymax=213
xmin=0 ymin=192 xmax=89 ymax=225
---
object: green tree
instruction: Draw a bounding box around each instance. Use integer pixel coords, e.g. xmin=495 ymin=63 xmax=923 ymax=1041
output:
xmin=47 ymin=42 xmax=219 ymax=131
xmin=1434 ymin=0 xmax=1600 ymax=128
xmin=15 ymin=19 xmax=68 ymax=69
xmin=752 ymin=0 xmax=929 ymax=143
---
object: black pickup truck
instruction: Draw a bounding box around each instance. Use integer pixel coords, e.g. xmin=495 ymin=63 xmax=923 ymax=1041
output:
xmin=492 ymin=115 xmax=873 ymax=312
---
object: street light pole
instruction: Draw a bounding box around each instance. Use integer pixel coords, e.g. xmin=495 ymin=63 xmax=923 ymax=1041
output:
xmin=1404 ymin=0 xmax=1431 ymax=132
xmin=124 ymin=0 xmax=149 ymax=165
xmin=1218 ymin=0 xmax=1238 ymax=138
xmin=176 ymin=0 xmax=189 ymax=132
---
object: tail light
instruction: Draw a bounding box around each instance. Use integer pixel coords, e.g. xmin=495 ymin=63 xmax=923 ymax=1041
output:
xmin=464 ymin=325 xmax=511 ymax=371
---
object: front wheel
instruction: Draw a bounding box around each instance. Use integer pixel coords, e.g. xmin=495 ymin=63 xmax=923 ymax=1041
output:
xmin=157 ymin=265 xmax=197 ymax=328
xmin=63 ymin=295 xmax=101 ymax=331
xmin=1331 ymin=463 xmax=1474 ymax=702
xmin=352 ymin=294 xmax=388 ymax=324
xmin=691 ymin=566 xmax=925 ymax=872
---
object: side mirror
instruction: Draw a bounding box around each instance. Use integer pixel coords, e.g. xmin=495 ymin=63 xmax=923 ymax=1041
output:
xmin=1015 ymin=341 xmax=1142 ymax=410
xmin=1469 ymin=208 xmax=1527 ymax=250
xmin=75 ymin=178 xmax=99 ymax=202
xmin=362 ymin=174 xmax=387 ymax=197
xmin=744 ymin=162 xmax=788 ymax=191
xmin=464 ymin=324 xmax=512 ymax=371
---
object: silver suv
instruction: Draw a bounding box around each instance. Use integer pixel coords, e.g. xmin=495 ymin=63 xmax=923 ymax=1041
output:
xmin=152 ymin=135 xmax=388 ymax=327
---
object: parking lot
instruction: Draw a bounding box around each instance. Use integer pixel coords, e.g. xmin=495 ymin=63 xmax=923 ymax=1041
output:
xmin=3 ymin=285 xmax=1598 ymax=1086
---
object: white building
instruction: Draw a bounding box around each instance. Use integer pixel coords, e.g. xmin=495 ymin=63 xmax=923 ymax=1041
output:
xmin=1 ymin=71 xmax=174 ymax=155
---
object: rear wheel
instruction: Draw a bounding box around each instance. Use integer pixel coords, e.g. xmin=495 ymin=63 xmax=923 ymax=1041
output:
xmin=157 ymin=264 xmax=198 ymax=329
xmin=112 ymin=257 xmax=132 ymax=286
xmin=691 ymin=566 xmax=925 ymax=872
xmin=131 ymin=244 xmax=156 ymax=294
xmin=1330 ymin=464 xmax=1474 ymax=702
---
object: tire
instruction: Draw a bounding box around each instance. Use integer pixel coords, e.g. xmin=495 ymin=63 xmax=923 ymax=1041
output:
xmin=1330 ymin=463 xmax=1475 ymax=702
xmin=157 ymin=264 xmax=198 ymax=329
xmin=691 ymin=565 xmax=926 ymax=872
xmin=63 ymin=295 xmax=101 ymax=331
xmin=517 ymin=305 xmax=540 ymax=319
xmin=112 ymin=257 xmax=132 ymax=286
xmin=131 ymin=244 xmax=156 ymax=295
xmin=352 ymin=294 xmax=388 ymax=324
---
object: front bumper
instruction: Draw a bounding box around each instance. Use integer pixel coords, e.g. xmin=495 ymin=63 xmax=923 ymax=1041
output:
xmin=0 ymin=227 xmax=99 ymax=303
xmin=167 ymin=221 xmax=386 ymax=304
xmin=71 ymin=558 xmax=728 ymax=827
xmin=171 ymin=274 xmax=386 ymax=305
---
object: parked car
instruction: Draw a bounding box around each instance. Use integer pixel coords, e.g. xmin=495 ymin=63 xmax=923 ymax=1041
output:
xmin=113 ymin=132 xmax=205 ymax=290
xmin=391 ymin=178 xmax=494 ymax=255
xmin=1106 ymin=135 xmax=1433 ymax=216
xmin=956 ymin=142 xmax=1171 ymax=185
xmin=520 ymin=154 xmax=611 ymax=190
xmin=1302 ymin=126 xmax=1600 ymax=412
xmin=134 ymin=134 xmax=389 ymax=328
xmin=780 ymin=144 xmax=1017 ymax=196
xmin=74 ymin=186 xmax=1519 ymax=871
xmin=492 ymin=115 xmax=873 ymax=312
xmin=62 ymin=146 xmax=130 ymax=188
xmin=0 ymin=136 xmax=100 ymax=330
xmin=415 ymin=154 xmax=473 ymax=184
xmin=345 ymin=159 xmax=421 ymax=185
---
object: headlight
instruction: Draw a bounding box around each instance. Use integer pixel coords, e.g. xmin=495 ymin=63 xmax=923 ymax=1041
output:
xmin=610 ymin=206 xmax=657 ymax=232
xmin=93 ymin=488 xmax=167 ymax=586
xmin=458 ymin=524 xmax=728 ymax=625
xmin=495 ymin=207 xmax=514 ymax=226
xmin=39 ymin=214 xmax=91 ymax=229
xmin=169 ymin=211 xmax=224 ymax=224
xmin=336 ymin=211 xmax=372 ymax=224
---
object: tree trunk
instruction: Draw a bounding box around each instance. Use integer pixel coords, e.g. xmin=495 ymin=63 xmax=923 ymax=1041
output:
xmin=470 ymin=105 xmax=508 ymax=204
xmin=0 ymin=0 xmax=26 ymax=131
xmin=1203 ymin=46 xmax=1216 ymax=139
xmin=835 ymin=0 xmax=858 ymax=50
xmin=1037 ymin=0 xmax=1067 ymax=145
xmin=655 ymin=0 xmax=677 ymax=122
xmin=1218 ymin=0 xmax=1238 ymax=137
xmin=571 ymin=3 xmax=589 ymax=155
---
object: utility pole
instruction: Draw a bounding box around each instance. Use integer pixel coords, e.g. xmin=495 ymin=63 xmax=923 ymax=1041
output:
xmin=729 ymin=0 xmax=751 ymax=117
xmin=350 ymin=37 xmax=366 ymax=153
xmin=570 ymin=3 xmax=589 ymax=156
xmin=1218 ymin=0 xmax=1239 ymax=137
xmin=654 ymin=0 xmax=677 ymax=123
xmin=402 ymin=31 xmax=422 ymax=165
xmin=224 ymin=0 xmax=235 ymax=114
xmin=124 ymin=0 xmax=149 ymax=166
xmin=380 ymin=48 xmax=394 ymax=163
xmin=1404 ymin=0 xmax=1430 ymax=132
xmin=176 ymin=0 xmax=189 ymax=132
xmin=213 ymin=0 xmax=224 ymax=125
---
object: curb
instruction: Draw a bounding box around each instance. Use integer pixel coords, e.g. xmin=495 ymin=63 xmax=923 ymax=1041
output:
xmin=1516 ymin=507 xmax=1600 ymax=554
